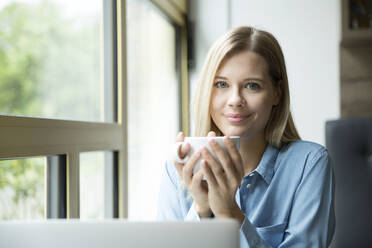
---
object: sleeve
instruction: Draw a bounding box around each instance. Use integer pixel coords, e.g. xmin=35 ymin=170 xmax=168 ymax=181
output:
xmin=278 ymin=148 xmax=336 ymax=247
xmin=156 ymin=160 xmax=201 ymax=221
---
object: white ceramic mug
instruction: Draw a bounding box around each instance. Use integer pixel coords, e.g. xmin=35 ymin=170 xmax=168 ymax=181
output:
xmin=174 ymin=136 xmax=240 ymax=174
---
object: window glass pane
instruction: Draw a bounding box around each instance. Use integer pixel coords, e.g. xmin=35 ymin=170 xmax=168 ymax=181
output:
xmin=127 ymin=0 xmax=180 ymax=220
xmin=0 ymin=0 xmax=113 ymax=122
xmin=0 ymin=157 xmax=45 ymax=220
xmin=80 ymin=151 xmax=114 ymax=219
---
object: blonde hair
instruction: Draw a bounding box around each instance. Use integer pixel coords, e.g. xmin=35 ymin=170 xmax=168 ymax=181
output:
xmin=192 ymin=26 xmax=300 ymax=148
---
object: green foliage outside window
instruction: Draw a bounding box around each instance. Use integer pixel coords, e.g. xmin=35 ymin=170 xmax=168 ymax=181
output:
xmin=0 ymin=158 xmax=44 ymax=220
xmin=0 ymin=0 xmax=100 ymax=219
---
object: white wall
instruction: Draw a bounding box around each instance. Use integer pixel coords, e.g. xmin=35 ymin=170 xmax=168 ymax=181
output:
xmin=188 ymin=0 xmax=340 ymax=145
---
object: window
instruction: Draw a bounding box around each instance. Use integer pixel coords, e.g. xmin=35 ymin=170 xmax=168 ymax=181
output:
xmin=0 ymin=0 xmax=121 ymax=219
xmin=0 ymin=0 xmax=113 ymax=122
xmin=80 ymin=151 xmax=115 ymax=219
xmin=0 ymin=0 xmax=188 ymax=220
xmin=0 ymin=157 xmax=45 ymax=220
xmin=126 ymin=0 xmax=188 ymax=220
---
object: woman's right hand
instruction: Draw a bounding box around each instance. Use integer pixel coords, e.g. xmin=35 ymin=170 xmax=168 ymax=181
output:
xmin=173 ymin=131 xmax=216 ymax=218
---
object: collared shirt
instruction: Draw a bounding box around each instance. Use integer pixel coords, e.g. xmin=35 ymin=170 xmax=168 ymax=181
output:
xmin=157 ymin=140 xmax=335 ymax=248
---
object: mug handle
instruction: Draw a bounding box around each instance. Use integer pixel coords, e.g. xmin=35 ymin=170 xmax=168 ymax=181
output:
xmin=174 ymin=142 xmax=190 ymax=163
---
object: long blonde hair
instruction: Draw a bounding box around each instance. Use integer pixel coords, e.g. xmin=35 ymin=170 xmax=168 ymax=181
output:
xmin=192 ymin=26 xmax=300 ymax=148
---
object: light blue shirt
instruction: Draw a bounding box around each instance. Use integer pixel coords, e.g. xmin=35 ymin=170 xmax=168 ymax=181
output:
xmin=157 ymin=140 xmax=335 ymax=247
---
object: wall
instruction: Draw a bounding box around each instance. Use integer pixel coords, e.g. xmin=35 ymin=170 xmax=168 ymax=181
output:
xmin=188 ymin=0 xmax=341 ymax=145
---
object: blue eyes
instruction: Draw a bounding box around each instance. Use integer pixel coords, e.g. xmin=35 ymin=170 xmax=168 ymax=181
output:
xmin=214 ymin=81 xmax=260 ymax=90
xmin=247 ymin=83 xmax=260 ymax=90
xmin=215 ymin=81 xmax=228 ymax=88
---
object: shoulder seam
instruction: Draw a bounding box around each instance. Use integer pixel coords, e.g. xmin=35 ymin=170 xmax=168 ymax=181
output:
xmin=310 ymin=147 xmax=328 ymax=164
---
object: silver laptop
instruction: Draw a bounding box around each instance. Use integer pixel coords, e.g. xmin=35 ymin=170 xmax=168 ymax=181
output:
xmin=0 ymin=219 xmax=240 ymax=248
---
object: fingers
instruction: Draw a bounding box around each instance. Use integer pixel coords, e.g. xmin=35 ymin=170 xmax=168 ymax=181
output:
xmin=175 ymin=132 xmax=191 ymax=159
xmin=201 ymin=146 xmax=225 ymax=185
xmin=192 ymin=166 xmax=205 ymax=188
xmin=208 ymin=139 xmax=238 ymax=182
xmin=173 ymin=159 xmax=184 ymax=178
xmin=182 ymin=149 xmax=202 ymax=186
xmin=224 ymin=136 xmax=244 ymax=178
xmin=174 ymin=132 xmax=189 ymax=177
xmin=176 ymin=132 xmax=184 ymax=142
xmin=179 ymin=143 xmax=190 ymax=159
xmin=207 ymin=131 xmax=216 ymax=137
xmin=201 ymin=160 xmax=218 ymax=187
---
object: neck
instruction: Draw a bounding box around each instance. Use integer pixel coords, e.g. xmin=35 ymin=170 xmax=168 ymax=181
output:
xmin=238 ymin=132 xmax=267 ymax=176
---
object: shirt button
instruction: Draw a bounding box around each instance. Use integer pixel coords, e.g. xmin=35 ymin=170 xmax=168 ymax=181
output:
xmin=249 ymin=173 xmax=255 ymax=177
xmin=246 ymin=183 xmax=251 ymax=189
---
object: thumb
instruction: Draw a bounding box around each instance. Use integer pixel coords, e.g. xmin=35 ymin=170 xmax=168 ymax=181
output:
xmin=175 ymin=132 xmax=190 ymax=159
xmin=176 ymin=131 xmax=185 ymax=142
xmin=207 ymin=131 xmax=216 ymax=137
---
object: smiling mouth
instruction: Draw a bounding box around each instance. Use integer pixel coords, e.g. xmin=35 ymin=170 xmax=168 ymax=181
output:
xmin=225 ymin=115 xmax=251 ymax=124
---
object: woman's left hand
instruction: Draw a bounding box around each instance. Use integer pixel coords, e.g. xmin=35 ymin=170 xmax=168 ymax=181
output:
xmin=200 ymin=136 xmax=245 ymax=224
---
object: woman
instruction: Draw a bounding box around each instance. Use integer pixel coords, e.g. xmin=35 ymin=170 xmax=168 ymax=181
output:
xmin=157 ymin=26 xmax=335 ymax=247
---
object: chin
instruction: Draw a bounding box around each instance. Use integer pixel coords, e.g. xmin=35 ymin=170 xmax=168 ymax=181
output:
xmin=221 ymin=129 xmax=247 ymax=137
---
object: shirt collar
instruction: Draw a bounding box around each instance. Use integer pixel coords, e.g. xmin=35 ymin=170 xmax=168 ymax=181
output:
xmin=248 ymin=144 xmax=279 ymax=185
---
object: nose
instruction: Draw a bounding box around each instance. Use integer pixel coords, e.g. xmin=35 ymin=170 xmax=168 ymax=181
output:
xmin=227 ymin=87 xmax=245 ymax=107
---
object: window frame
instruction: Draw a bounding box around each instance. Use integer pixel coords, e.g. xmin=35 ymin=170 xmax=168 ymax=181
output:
xmin=150 ymin=0 xmax=189 ymax=135
xmin=0 ymin=0 xmax=189 ymax=219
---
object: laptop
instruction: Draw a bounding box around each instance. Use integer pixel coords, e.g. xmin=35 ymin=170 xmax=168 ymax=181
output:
xmin=0 ymin=219 xmax=240 ymax=248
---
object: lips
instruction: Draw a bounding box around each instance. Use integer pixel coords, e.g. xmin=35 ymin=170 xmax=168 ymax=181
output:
xmin=225 ymin=114 xmax=249 ymax=118
xmin=225 ymin=113 xmax=250 ymax=123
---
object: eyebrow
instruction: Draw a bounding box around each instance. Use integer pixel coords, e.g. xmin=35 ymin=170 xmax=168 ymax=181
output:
xmin=214 ymin=76 xmax=265 ymax=83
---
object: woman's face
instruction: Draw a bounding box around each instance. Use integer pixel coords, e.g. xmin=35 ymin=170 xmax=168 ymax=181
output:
xmin=210 ymin=50 xmax=280 ymax=140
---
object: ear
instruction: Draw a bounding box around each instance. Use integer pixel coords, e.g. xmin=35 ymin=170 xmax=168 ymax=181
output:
xmin=273 ymin=80 xmax=282 ymax=106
